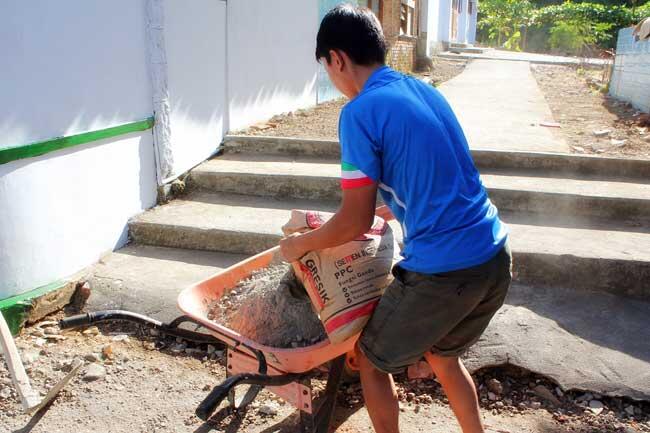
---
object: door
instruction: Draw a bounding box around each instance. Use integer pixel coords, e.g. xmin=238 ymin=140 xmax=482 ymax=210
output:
xmin=451 ymin=0 xmax=460 ymax=41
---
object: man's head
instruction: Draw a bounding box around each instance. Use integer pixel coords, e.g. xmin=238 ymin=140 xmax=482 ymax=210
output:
xmin=315 ymin=4 xmax=387 ymax=98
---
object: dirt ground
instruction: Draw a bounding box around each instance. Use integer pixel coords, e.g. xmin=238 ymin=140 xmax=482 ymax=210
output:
xmin=1 ymin=312 xmax=649 ymax=433
xmin=532 ymin=64 xmax=650 ymax=159
xmin=236 ymin=59 xmax=468 ymax=140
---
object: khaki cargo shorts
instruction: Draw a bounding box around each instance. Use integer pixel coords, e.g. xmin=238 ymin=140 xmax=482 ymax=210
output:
xmin=358 ymin=241 xmax=512 ymax=374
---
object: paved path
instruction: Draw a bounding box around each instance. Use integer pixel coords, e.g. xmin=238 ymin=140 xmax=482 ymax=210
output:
xmin=439 ymin=59 xmax=569 ymax=153
xmin=439 ymin=48 xmax=611 ymax=66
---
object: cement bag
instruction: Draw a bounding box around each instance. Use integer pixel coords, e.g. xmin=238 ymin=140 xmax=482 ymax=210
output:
xmin=282 ymin=210 xmax=400 ymax=344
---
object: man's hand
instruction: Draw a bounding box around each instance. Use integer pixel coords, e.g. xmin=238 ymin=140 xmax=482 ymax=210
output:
xmin=279 ymin=233 xmax=308 ymax=262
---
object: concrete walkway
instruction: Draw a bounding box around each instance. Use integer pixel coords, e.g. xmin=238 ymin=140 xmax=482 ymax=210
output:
xmin=439 ymin=48 xmax=612 ymax=66
xmin=439 ymin=59 xmax=569 ymax=153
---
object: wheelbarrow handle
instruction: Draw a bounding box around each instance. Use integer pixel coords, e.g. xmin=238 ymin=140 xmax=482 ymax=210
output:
xmin=196 ymin=372 xmax=306 ymax=421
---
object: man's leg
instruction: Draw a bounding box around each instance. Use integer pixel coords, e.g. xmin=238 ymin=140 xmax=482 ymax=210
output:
xmin=425 ymin=353 xmax=484 ymax=433
xmin=356 ymin=344 xmax=400 ymax=433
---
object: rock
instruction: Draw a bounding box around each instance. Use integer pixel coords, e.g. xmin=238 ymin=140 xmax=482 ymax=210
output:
xmin=112 ymin=334 xmax=129 ymax=342
xmin=555 ymin=387 xmax=564 ymax=397
xmin=588 ymin=400 xmax=604 ymax=415
xmin=207 ymin=344 xmax=216 ymax=355
xmin=576 ymin=392 xmax=593 ymax=403
xmin=593 ymin=129 xmax=611 ymax=137
xmin=184 ymin=348 xmax=203 ymax=356
xmin=643 ymin=135 xmax=650 ymax=143
xmin=572 ymin=146 xmax=586 ymax=153
xmin=82 ymin=327 xmax=100 ymax=336
xmin=488 ymin=392 xmax=498 ymax=401
xmin=32 ymin=338 xmax=47 ymax=347
xmin=533 ymin=385 xmax=561 ymax=406
xmin=84 ymin=353 xmax=100 ymax=362
xmin=487 ymin=378 xmax=504 ymax=395
xmin=529 ymin=401 xmax=542 ymax=409
xmin=83 ymin=364 xmax=107 ymax=382
xmin=625 ymin=405 xmax=636 ymax=415
xmin=144 ymin=342 xmax=156 ymax=351
xmin=0 ymin=387 xmax=11 ymax=399
xmin=258 ymin=403 xmax=279 ymax=416
xmin=102 ymin=345 xmax=114 ymax=360
xmin=22 ymin=349 xmax=41 ymax=365
xmin=170 ymin=343 xmax=187 ymax=354
xmin=43 ymin=327 xmax=59 ymax=335
xmin=610 ymin=139 xmax=627 ymax=147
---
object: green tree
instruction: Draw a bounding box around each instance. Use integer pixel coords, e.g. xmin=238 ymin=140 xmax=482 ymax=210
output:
xmin=478 ymin=0 xmax=535 ymax=50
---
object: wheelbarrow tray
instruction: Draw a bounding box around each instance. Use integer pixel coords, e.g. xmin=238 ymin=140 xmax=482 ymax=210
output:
xmin=177 ymin=245 xmax=358 ymax=374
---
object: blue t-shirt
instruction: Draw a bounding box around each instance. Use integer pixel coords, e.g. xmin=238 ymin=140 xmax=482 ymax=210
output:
xmin=339 ymin=66 xmax=508 ymax=274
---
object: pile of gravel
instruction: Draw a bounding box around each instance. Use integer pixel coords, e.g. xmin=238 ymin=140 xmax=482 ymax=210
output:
xmin=208 ymin=264 xmax=327 ymax=348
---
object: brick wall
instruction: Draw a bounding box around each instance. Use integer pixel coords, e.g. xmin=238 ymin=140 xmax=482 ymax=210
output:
xmin=610 ymin=28 xmax=650 ymax=113
xmin=378 ymin=0 xmax=419 ymax=72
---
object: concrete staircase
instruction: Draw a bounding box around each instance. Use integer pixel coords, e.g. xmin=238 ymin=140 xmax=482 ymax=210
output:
xmin=99 ymin=134 xmax=650 ymax=399
xmin=131 ymin=135 xmax=650 ymax=301
xmin=448 ymin=42 xmax=487 ymax=54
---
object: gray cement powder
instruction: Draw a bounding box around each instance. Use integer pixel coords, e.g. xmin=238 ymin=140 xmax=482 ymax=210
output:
xmin=208 ymin=264 xmax=327 ymax=348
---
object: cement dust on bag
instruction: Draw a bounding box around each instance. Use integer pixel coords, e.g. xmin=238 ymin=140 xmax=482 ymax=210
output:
xmin=283 ymin=210 xmax=401 ymax=344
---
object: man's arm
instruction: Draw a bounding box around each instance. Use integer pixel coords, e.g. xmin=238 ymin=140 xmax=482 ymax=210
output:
xmin=279 ymin=183 xmax=378 ymax=262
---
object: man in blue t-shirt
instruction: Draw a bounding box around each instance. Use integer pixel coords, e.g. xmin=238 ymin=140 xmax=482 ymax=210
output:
xmin=280 ymin=5 xmax=511 ymax=433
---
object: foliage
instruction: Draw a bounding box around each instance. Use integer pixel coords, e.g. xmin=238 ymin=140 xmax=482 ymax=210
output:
xmin=478 ymin=1 xmax=650 ymax=52
xmin=478 ymin=0 xmax=534 ymax=50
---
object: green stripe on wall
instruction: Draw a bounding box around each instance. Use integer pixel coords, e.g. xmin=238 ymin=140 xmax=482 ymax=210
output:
xmin=0 ymin=117 xmax=155 ymax=165
xmin=0 ymin=280 xmax=67 ymax=335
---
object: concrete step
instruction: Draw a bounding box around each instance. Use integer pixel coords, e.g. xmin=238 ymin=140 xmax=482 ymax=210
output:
xmin=189 ymin=154 xmax=650 ymax=222
xmin=129 ymin=191 xmax=650 ymax=300
xmin=86 ymin=244 xmax=247 ymax=322
xmin=449 ymin=47 xmax=486 ymax=54
xmin=223 ymin=135 xmax=650 ymax=180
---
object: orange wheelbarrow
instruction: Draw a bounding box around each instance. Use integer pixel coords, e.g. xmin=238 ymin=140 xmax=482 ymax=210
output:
xmin=61 ymin=206 xmax=396 ymax=432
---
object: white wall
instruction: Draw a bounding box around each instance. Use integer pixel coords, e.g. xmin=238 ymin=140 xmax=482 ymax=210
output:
xmin=227 ymin=0 xmax=320 ymax=131
xmin=438 ymin=0 xmax=452 ymax=45
xmin=610 ymin=28 xmax=650 ymax=113
xmin=0 ymin=134 xmax=157 ymax=299
xmin=163 ymin=0 xmax=228 ymax=178
xmin=0 ymin=1 xmax=157 ymax=299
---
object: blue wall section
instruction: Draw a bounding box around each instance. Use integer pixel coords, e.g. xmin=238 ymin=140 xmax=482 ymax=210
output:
xmin=610 ymin=28 xmax=650 ymax=113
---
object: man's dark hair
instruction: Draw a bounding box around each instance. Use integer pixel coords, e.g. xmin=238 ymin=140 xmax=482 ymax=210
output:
xmin=315 ymin=4 xmax=387 ymax=66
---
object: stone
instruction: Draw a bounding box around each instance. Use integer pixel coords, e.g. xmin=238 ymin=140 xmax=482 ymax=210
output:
xmin=488 ymin=392 xmax=498 ymax=401
xmin=170 ymin=342 xmax=187 ymax=353
xmin=258 ymin=403 xmax=279 ymax=416
xmin=144 ymin=342 xmax=156 ymax=351
xmin=593 ymin=129 xmax=611 ymax=137
xmin=82 ymin=327 xmax=100 ymax=336
xmin=22 ymin=349 xmax=41 ymax=365
xmin=487 ymin=378 xmax=504 ymax=395
xmin=84 ymin=353 xmax=100 ymax=362
xmin=588 ymin=400 xmax=604 ymax=415
xmin=102 ymin=345 xmax=114 ymax=360
xmin=571 ymin=146 xmax=585 ymax=153
xmin=625 ymin=405 xmax=636 ymax=415
xmin=533 ymin=385 xmax=561 ymax=406
xmin=32 ymin=338 xmax=46 ymax=347
xmin=206 ymin=344 xmax=216 ymax=355
xmin=643 ymin=135 xmax=650 ymax=143
xmin=0 ymin=387 xmax=12 ymax=399
xmin=529 ymin=401 xmax=542 ymax=409
xmin=610 ymin=139 xmax=627 ymax=147
xmin=112 ymin=334 xmax=129 ymax=342
xmin=43 ymin=327 xmax=59 ymax=335
xmin=83 ymin=364 xmax=107 ymax=382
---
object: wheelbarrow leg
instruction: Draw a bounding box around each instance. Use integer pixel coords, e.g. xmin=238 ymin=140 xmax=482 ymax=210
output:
xmin=313 ymin=354 xmax=346 ymax=433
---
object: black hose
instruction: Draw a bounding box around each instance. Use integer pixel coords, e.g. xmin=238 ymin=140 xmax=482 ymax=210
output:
xmin=59 ymin=310 xmax=223 ymax=345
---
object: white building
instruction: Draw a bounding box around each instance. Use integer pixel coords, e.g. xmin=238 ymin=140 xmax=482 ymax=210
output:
xmin=420 ymin=0 xmax=479 ymax=56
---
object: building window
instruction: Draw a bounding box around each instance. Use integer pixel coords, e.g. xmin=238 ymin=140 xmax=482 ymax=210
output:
xmin=469 ymin=1 xmax=475 ymax=15
xmin=400 ymin=0 xmax=415 ymax=36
